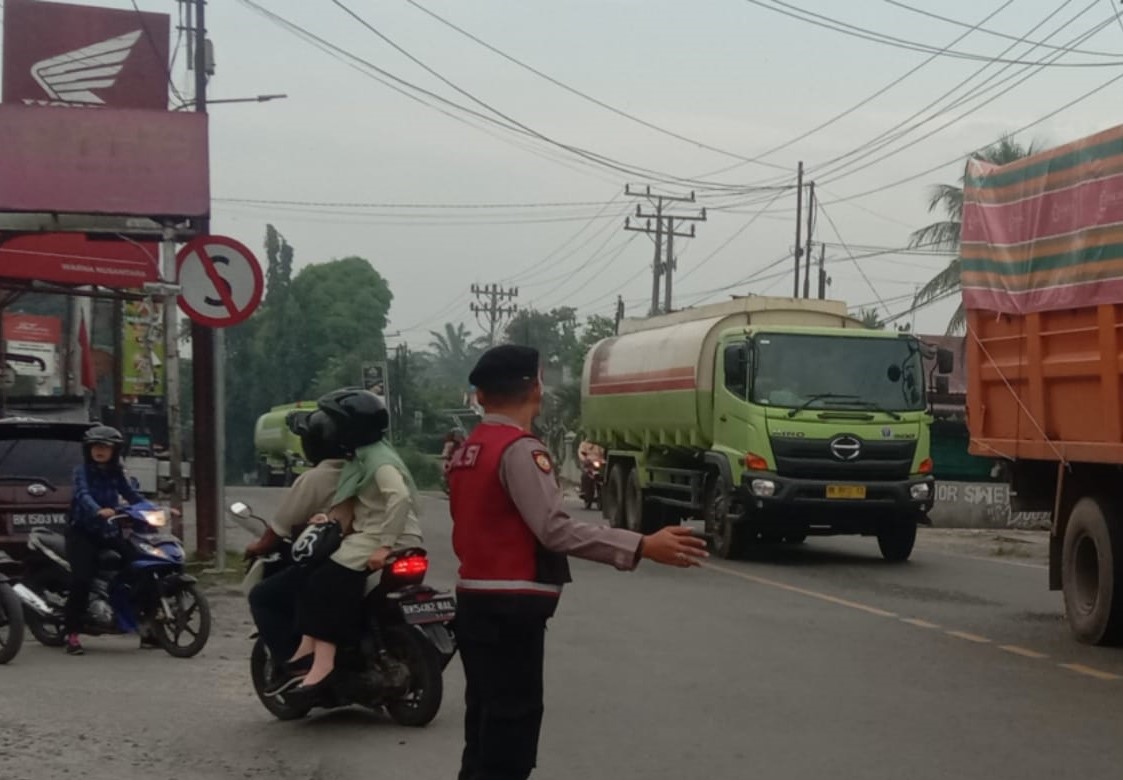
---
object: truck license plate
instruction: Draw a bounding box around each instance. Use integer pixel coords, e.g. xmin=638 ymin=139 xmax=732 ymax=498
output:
xmin=399 ymin=595 xmax=456 ymax=625
xmin=826 ymin=485 xmax=866 ymax=500
xmin=10 ymin=512 xmax=67 ymax=531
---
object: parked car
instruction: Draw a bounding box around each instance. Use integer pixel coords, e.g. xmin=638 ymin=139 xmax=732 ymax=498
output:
xmin=0 ymin=419 xmax=92 ymax=561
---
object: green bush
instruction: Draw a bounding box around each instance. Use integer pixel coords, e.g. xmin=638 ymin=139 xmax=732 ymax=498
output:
xmin=397 ymin=445 xmax=443 ymax=490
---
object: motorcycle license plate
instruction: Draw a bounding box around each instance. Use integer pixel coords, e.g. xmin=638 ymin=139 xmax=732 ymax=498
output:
xmin=825 ymin=485 xmax=866 ymax=500
xmin=10 ymin=512 xmax=67 ymax=531
xmin=399 ymin=594 xmax=456 ymax=625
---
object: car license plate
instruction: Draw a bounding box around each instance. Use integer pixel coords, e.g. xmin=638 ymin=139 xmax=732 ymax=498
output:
xmin=399 ymin=595 xmax=456 ymax=625
xmin=826 ymin=485 xmax=866 ymax=500
xmin=10 ymin=512 xmax=67 ymax=531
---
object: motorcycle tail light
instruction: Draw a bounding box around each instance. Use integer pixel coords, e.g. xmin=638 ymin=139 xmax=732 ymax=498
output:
xmin=390 ymin=555 xmax=429 ymax=578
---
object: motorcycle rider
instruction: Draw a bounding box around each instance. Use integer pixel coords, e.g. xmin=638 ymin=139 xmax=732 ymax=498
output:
xmin=64 ymin=425 xmax=145 ymax=656
xmin=577 ymin=438 xmax=605 ymax=505
xmin=246 ymin=409 xmax=348 ymax=682
xmin=284 ymin=388 xmax=424 ymax=701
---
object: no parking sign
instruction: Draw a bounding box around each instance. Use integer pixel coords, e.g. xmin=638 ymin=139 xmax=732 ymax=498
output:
xmin=176 ymin=236 xmax=264 ymax=327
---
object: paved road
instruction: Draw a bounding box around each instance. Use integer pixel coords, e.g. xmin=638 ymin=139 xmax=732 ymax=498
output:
xmin=3 ymin=490 xmax=1122 ymax=779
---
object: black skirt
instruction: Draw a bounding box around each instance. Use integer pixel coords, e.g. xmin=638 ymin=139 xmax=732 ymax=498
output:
xmin=295 ymin=560 xmax=369 ymax=645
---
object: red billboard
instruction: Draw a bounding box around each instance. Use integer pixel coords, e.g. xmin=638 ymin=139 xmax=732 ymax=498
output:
xmin=0 ymin=233 xmax=159 ymax=289
xmin=0 ymin=104 xmax=210 ymax=218
xmin=1 ymin=313 xmax=61 ymax=345
xmin=2 ymin=0 xmax=171 ymax=109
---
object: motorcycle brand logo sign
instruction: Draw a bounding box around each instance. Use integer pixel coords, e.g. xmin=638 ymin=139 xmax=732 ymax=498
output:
xmin=1 ymin=0 xmax=170 ymax=110
xmin=829 ymin=435 xmax=862 ymax=461
xmin=30 ymin=30 xmax=142 ymax=106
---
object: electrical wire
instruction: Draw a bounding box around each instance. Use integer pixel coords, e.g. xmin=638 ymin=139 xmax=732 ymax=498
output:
xmin=130 ymin=0 xmax=186 ymax=105
xmin=214 ymin=196 xmax=622 ymax=209
xmin=817 ymin=201 xmax=887 ymax=311
xmin=674 ymin=188 xmax=789 ymax=286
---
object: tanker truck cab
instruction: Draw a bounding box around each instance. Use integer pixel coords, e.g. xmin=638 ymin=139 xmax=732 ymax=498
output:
xmin=583 ymin=298 xmax=951 ymax=563
xmin=714 ymin=326 xmax=937 ymax=560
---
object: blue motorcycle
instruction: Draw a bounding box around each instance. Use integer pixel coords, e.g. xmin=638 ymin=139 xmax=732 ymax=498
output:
xmin=20 ymin=501 xmax=211 ymax=658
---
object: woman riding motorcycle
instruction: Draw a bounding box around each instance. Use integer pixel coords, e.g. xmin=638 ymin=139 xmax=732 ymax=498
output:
xmin=283 ymin=389 xmax=424 ymax=701
xmin=246 ymin=408 xmax=348 ymax=676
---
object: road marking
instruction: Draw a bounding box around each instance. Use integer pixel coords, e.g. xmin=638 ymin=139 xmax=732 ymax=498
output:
xmin=945 ymin=630 xmax=992 ymax=644
xmin=702 ymin=563 xmax=898 ymax=618
xmin=900 ymin=618 xmax=941 ymax=629
xmin=1059 ymin=663 xmax=1121 ymax=681
xmin=999 ymin=645 xmax=1049 ymax=660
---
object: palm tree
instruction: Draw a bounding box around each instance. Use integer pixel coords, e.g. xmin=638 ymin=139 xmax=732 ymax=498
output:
xmin=858 ymin=307 xmax=885 ymax=329
xmin=909 ymin=135 xmax=1038 ymax=334
xmin=427 ymin=322 xmax=486 ymax=388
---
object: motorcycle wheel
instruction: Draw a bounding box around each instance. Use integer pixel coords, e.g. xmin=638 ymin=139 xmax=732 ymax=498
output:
xmin=155 ymin=583 xmax=212 ymax=658
xmin=384 ymin=625 xmax=444 ymax=727
xmin=250 ymin=637 xmax=311 ymax=721
xmin=23 ymin=571 xmax=66 ymax=648
xmin=0 ymin=583 xmax=25 ymax=664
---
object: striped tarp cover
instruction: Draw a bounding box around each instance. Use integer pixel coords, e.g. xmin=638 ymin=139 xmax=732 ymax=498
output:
xmin=960 ymin=123 xmax=1123 ymax=314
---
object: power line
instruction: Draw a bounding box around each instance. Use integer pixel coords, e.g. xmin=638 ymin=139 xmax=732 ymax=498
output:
xmin=818 ymin=201 xmax=887 ymax=311
xmin=131 ymin=0 xmax=187 ymax=104
xmin=674 ymin=188 xmax=789 ymax=286
xmin=214 ymin=196 xmax=623 ymax=209
xmin=401 ymin=0 xmax=791 ymax=173
xmin=743 ymin=0 xmax=1123 ymax=66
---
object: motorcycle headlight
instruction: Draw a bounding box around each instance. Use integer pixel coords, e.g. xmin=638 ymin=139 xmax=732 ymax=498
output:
xmin=138 ymin=541 xmax=169 ymax=559
xmin=141 ymin=509 xmax=167 ymax=528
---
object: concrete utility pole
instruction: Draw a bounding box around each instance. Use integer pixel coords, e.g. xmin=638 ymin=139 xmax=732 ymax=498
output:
xmin=470 ymin=283 xmax=519 ymax=345
xmin=614 ymin=295 xmax=625 ymax=334
xmin=803 ymin=182 xmax=815 ymax=299
xmin=817 ymin=242 xmax=828 ymax=300
xmin=794 ymin=161 xmax=803 ymax=298
xmin=160 ymin=231 xmax=183 ymax=530
xmin=623 ymin=185 xmax=705 ymax=315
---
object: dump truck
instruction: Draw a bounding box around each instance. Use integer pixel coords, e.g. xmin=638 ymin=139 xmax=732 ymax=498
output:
xmin=253 ymin=401 xmax=316 ymax=487
xmin=581 ymin=297 xmax=953 ymax=561
xmin=963 ymin=122 xmax=1123 ymax=645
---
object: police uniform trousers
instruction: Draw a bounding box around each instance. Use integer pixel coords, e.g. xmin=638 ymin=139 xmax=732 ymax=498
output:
xmin=457 ymin=595 xmax=549 ymax=780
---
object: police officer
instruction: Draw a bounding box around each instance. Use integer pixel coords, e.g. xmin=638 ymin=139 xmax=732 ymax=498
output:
xmin=447 ymin=345 xmax=708 ymax=780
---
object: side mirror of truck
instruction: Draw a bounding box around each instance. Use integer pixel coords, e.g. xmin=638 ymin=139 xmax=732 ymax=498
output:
xmin=936 ymin=348 xmax=954 ymax=374
xmin=934 ymin=375 xmax=950 ymax=395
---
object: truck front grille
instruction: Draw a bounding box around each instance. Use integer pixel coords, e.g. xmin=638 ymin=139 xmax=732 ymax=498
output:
xmin=769 ymin=436 xmax=917 ymax=481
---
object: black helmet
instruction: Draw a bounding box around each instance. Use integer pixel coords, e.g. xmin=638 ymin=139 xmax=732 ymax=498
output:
xmin=291 ymin=409 xmax=346 ymax=465
xmin=317 ymin=388 xmax=389 ymax=451
xmin=83 ymin=425 xmax=125 ymax=463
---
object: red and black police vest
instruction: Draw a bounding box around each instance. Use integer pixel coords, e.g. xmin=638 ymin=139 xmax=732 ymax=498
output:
xmin=448 ymin=422 xmax=571 ymax=612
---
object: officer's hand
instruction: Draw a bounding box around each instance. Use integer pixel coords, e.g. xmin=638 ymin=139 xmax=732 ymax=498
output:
xmin=641 ymin=526 xmax=708 ymax=568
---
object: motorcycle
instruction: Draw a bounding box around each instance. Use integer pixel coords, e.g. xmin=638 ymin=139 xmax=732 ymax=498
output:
xmin=580 ymin=458 xmax=605 ymax=511
xmin=230 ymin=502 xmax=457 ymax=726
xmin=20 ymin=501 xmax=211 ymax=658
xmin=0 ymin=551 xmax=26 ymax=664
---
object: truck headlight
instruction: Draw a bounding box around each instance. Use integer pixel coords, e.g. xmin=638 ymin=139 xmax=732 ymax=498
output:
xmin=910 ymin=483 xmax=931 ymax=501
xmin=751 ymin=479 xmax=776 ymax=497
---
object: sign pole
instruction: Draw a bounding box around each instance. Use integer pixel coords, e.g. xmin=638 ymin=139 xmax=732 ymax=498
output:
xmin=215 ymin=326 xmax=226 ymax=572
xmin=162 ymin=229 xmax=184 ymax=531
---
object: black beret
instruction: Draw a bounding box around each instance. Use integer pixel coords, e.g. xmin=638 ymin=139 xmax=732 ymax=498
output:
xmin=469 ymin=345 xmax=539 ymax=390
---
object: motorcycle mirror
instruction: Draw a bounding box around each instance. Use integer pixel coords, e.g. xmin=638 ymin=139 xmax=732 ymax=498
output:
xmin=229 ymin=502 xmax=253 ymax=519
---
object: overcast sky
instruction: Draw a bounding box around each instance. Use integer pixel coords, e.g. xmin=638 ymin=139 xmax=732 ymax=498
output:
xmin=6 ymin=0 xmax=1123 ymax=341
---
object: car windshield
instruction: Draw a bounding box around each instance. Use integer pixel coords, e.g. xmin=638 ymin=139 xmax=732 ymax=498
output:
xmin=751 ymin=333 xmax=926 ymax=412
xmin=0 ymin=436 xmax=84 ymax=484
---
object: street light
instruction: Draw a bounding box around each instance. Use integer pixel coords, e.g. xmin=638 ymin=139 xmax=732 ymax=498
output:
xmin=172 ymin=93 xmax=287 ymax=111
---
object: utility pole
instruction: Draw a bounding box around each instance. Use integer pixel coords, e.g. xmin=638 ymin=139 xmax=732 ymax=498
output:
xmin=470 ymin=283 xmax=519 ymax=345
xmin=624 ymin=185 xmax=705 ymax=315
xmin=803 ymin=182 xmax=815 ymax=299
xmin=188 ymin=0 xmax=217 ymax=559
xmin=794 ymin=161 xmax=803 ymax=298
xmin=817 ymin=242 xmax=828 ymax=299
xmin=614 ymin=295 xmax=625 ymax=334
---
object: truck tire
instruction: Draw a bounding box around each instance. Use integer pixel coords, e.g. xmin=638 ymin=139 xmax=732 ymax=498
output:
xmin=1062 ymin=496 xmax=1123 ymax=646
xmin=704 ymin=472 xmax=746 ymax=560
xmin=604 ymin=464 xmax=627 ymax=528
xmin=877 ymin=520 xmax=917 ymax=563
xmin=623 ymin=469 xmax=647 ymax=533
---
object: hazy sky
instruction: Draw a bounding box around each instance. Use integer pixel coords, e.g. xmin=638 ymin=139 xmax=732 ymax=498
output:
xmin=7 ymin=0 xmax=1123 ymax=341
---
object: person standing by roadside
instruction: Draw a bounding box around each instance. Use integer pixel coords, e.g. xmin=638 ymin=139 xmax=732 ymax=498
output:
xmin=447 ymin=345 xmax=708 ymax=780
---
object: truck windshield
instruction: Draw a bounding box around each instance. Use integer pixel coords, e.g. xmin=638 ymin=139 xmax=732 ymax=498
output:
xmin=751 ymin=333 xmax=926 ymax=413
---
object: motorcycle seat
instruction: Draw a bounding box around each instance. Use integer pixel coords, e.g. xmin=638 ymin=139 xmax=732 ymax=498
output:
xmin=98 ymin=549 xmax=123 ymax=568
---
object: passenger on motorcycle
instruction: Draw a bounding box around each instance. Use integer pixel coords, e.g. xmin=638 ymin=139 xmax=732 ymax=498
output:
xmin=578 ymin=439 xmax=605 ymax=502
xmin=63 ymin=425 xmax=145 ymax=656
xmin=284 ymin=388 xmax=424 ymax=701
xmin=247 ymin=409 xmax=348 ymax=676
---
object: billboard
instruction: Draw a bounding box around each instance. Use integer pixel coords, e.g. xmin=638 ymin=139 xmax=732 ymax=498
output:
xmin=0 ymin=104 xmax=209 ymax=217
xmin=2 ymin=0 xmax=171 ymax=110
xmin=122 ymin=299 xmax=165 ymax=397
xmin=0 ymin=233 xmax=159 ymax=289
xmin=2 ymin=313 xmax=62 ymax=394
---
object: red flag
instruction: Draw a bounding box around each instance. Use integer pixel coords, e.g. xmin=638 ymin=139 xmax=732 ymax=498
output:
xmin=78 ymin=313 xmax=95 ymax=391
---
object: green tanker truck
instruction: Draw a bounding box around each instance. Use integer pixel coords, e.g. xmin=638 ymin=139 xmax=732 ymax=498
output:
xmin=253 ymin=401 xmax=317 ymax=486
xmin=581 ymin=297 xmax=954 ymax=561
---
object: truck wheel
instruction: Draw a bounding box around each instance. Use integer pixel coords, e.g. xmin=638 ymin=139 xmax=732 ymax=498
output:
xmin=1062 ymin=496 xmax=1123 ymax=646
xmin=623 ymin=469 xmax=647 ymax=533
xmin=604 ymin=465 xmax=627 ymax=528
xmin=877 ymin=520 xmax=917 ymax=563
xmin=704 ymin=473 xmax=746 ymax=560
